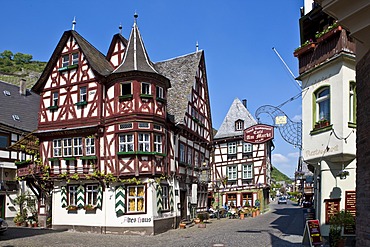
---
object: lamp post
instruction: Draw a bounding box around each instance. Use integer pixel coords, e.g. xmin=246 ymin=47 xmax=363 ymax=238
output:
xmin=215 ymin=180 xmax=221 ymax=220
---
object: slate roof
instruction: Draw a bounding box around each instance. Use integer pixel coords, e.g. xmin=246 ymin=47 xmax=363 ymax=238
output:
xmin=114 ymin=22 xmax=158 ymax=74
xmin=33 ymin=30 xmax=114 ymax=93
xmin=214 ymin=98 xmax=257 ymax=139
xmin=106 ymin=33 xmax=128 ymax=60
xmin=155 ymin=51 xmax=203 ymax=125
xmin=0 ymin=80 xmax=40 ymax=132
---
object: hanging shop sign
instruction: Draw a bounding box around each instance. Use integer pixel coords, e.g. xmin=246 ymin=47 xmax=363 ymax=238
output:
xmin=244 ymin=124 xmax=274 ymax=144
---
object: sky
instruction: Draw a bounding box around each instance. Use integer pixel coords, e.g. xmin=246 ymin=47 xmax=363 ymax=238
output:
xmin=0 ymin=0 xmax=304 ymax=178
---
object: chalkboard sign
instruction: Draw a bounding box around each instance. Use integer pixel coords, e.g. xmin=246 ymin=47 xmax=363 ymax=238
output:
xmin=302 ymin=219 xmax=323 ymax=247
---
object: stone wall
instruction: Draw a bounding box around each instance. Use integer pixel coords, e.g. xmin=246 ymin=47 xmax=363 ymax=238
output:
xmin=356 ymin=50 xmax=370 ymax=247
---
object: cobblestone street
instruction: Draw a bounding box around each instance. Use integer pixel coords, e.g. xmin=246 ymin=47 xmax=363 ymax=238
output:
xmin=0 ymin=201 xmax=306 ymax=247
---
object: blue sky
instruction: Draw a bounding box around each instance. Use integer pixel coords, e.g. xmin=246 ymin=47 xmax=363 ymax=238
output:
xmin=1 ymin=0 xmax=304 ymax=178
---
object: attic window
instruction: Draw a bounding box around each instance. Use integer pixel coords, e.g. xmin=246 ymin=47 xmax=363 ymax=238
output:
xmin=3 ymin=90 xmax=11 ymax=96
xmin=12 ymin=115 xmax=20 ymax=121
xmin=235 ymin=120 xmax=244 ymax=131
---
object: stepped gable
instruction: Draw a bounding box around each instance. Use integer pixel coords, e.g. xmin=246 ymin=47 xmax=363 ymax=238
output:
xmin=214 ymin=98 xmax=257 ymax=139
xmin=155 ymin=51 xmax=203 ymax=124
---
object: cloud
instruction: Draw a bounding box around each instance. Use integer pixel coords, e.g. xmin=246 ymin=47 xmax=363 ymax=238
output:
xmin=272 ymin=153 xmax=289 ymax=164
xmin=292 ymin=115 xmax=302 ymax=121
xmin=288 ymin=152 xmax=300 ymax=158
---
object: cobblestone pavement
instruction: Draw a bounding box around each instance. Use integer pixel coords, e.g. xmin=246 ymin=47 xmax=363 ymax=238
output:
xmin=0 ymin=201 xmax=307 ymax=247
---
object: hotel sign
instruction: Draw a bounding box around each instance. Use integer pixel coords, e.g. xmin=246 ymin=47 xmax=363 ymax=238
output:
xmin=244 ymin=124 xmax=274 ymax=144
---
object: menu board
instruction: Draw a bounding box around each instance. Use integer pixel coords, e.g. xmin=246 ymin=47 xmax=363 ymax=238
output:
xmin=344 ymin=191 xmax=356 ymax=234
xmin=302 ymin=219 xmax=323 ymax=247
xmin=324 ymin=198 xmax=340 ymax=224
xmin=345 ymin=191 xmax=356 ymax=215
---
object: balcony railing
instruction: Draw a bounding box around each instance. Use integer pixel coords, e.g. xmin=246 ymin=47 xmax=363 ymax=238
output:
xmin=295 ymin=27 xmax=356 ymax=74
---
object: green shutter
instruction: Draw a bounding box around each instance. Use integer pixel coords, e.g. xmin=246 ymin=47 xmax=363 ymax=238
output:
xmin=61 ymin=186 xmax=67 ymax=208
xmin=96 ymin=185 xmax=103 ymax=208
xmin=77 ymin=185 xmax=85 ymax=208
xmin=115 ymin=185 xmax=125 ymax=216
xmin=169 ymin=186 xmax=174 ymax=212
xmin=156 ymin=184 xmax=163 ymax=213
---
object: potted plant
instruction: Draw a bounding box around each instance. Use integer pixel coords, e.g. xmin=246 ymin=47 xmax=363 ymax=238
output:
xmin=83 ymin=204 xmax=96 ymax=212
xmin=66 ymin=205 xmax=78 ymax=211
xmin=329 ymin=210 xmax=355 ymax=247
xmin=337 ymin=170 xmax=349 ymax=179
xmin=197 ymin=212 xmax=209 ymax=228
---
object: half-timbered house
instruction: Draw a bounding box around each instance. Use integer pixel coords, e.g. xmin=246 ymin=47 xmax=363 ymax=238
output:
xmin=29 ymin=15 xmax=212 ymax=235
xmin=0 ymin=80 xmax=39 ymax=220
xmin=211 ymin=98 xmax=272 ymax=212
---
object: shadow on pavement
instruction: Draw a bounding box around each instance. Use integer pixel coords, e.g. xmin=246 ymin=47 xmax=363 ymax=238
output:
xmin=270 ymin=206 xmax=304 ymax=236
xmin=270 ymin=232 xmax=303 ymax=247
xmin=0 ymin=227 xmax=67 ymax=241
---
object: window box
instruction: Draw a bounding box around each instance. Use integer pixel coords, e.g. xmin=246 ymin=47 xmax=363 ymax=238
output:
xmin=117 ymin=151 xmax=136 ymax=156
xmin=58 ymin=64 xmax=79 ymax=72
xmin=83 ymin=204 xmax=97 ymax=212
xmin=140 ymin=94 xmax=153 ymax=99
xmin=63 ymin=157 xmax=76 ymax=161
xmin=66 ymin=205 xmax=79 ymax=212
xmin=294 ymin=42 xmax=316 ymax=57
xmin=119 ymin=94 xmax=133 ymax=101
xmin=314 ymin=119 xmax=330 ymax=130
xmin=156 ymin=97 xmax=166 ymax=103
xmin=75 ymin=101 xmax=87 ymax=107
xmin=316 ymin=24 xmax=342 ymax=42
xmin=47 ymin=105 xmax=59 ymax=111
xmin=81 ymin=156 xmax=97 ymax=160
xmin=15 ymin=160 xmax=32 ymax=165
xmin=48 ymin=158 xmax=59 ymax=162
xmin=310 ymin=124 xmax=332 ymax=135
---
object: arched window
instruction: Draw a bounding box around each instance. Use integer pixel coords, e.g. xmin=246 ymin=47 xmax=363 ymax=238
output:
xmin=315 ymin=87 xmax=330 ymax=123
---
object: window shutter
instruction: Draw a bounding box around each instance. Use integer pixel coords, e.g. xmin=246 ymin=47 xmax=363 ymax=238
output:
xmin=77 ymin=185 xmax=85 ymax=208
xmin=61 ymin=186 xmax=67 ymax=208
xmin=156 ymin=184 xmax=163 ymax=213
xmin=169 ymin=186 xmax=174 ymax=211
xmin=115 ymin=185 xmax=126 ymax=216
xmin=96 ymin=185 xmax=103 ymax=208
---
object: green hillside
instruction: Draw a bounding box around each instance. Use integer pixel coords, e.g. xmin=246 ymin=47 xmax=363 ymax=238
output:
xmin=271 ymin=166 xmax=293 ymax=183
xmin=0 ymin=50 xmax=46 ymax=88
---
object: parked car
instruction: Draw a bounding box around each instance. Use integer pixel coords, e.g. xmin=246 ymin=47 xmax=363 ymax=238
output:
xmin=278 ymin=196 xmax=287 ymax=204
xmin=0 ymin=218 xmax=8 ymax=234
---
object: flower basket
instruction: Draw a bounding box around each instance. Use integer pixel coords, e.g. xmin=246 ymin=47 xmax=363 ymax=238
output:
xmin=66 ymin=205 xmax=78 ymax=211
xmin=337 ymin=170 xmax=349 ymax=179
xmin=294 ymin=42 xmax=315 ymax=57
xmin=83 ymin=204 xmax=97 ymax=212
xmin=316 ymin=25 xmax=342 ymax=43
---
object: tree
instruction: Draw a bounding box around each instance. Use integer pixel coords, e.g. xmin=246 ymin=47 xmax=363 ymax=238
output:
xmin=13 ymin=52 xmax=33 ymax=64
xmin=0 ymin=50 xmax=13 ymax=60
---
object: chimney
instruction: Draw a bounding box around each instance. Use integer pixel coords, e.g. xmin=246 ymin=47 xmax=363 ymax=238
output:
xmin=19 ymin=79 xmax=27 ymax=95
xmin=242 ymin=99 xmax=247 ymax=108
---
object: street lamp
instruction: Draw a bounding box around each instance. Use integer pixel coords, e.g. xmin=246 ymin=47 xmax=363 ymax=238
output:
xmin=215 ymin=180 xmax=221 ymax=220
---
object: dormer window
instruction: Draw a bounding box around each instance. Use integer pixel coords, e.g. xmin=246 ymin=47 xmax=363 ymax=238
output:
xmin=235 ymin=120 xmax=244 ymax=131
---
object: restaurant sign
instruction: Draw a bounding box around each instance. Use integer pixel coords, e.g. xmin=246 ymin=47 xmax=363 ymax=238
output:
xmin=244 ymin=124 xmax=274 ymax=144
